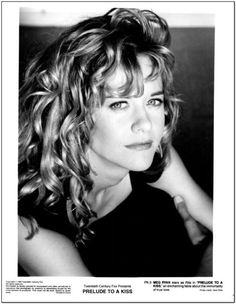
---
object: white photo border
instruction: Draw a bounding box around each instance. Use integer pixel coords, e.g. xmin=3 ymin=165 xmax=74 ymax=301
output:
xmin=1 ymin=1 xmax=235 ymax=303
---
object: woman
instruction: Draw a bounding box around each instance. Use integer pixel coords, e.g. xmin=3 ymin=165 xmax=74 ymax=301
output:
xmin=18 ymin=8 xmax=213 ymax=276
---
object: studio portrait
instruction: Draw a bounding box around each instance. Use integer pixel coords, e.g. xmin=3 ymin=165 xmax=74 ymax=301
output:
xmin=18 ymin=4 xmax=214 ymax=277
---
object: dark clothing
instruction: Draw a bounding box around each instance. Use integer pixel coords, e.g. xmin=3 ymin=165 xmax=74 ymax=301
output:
xmin=18 ymin=155 xmax=210 ymax=276
xmin=78 ymin=174 xmax=202 ymax=277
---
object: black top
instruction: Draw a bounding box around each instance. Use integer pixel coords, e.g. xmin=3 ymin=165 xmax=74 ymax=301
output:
xmin=78 ymin=173 xmax=202 ymax=277
xmin=19 ymin=156 xmax=208 ymax=276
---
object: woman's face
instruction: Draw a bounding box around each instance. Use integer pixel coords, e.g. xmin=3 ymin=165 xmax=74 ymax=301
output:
xmin=87 ymin=55 xmax=165 ymax=174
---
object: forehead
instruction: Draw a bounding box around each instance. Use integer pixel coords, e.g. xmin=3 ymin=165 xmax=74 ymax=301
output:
xmin=105 ymin=55 xmax=160 ymax=90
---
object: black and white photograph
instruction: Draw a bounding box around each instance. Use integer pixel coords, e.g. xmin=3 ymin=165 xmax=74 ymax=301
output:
xmin=1 ymin=1 xmax=234 ymax=303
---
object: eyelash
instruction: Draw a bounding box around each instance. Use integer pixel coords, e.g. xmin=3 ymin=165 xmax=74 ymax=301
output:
xmin=147 ymin=98 xmax=163 ymax=107
xmin=109 ymin=101 xmax=128 ymax=110
xmin=109 ymin=98 xmax=163 ymax=111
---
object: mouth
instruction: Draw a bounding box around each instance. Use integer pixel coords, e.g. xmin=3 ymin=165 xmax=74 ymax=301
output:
xmin=125 ymin=140 xmax=153 ymax=151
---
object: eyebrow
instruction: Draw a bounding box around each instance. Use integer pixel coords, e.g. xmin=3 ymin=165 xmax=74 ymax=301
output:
xmin=105 ymin=90 xmax=164 ymax=99
xmin=150 ymin=90 xmax=164 ymax=97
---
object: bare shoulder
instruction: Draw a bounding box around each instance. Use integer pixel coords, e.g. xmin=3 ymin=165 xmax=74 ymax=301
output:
xmin=150 ymin=145 xmax=208 ymax=196
xmin=149 ymin=145 xmax=190 ymax=193
xmin=18 ymin=217 xmax=91 ymax=276
xmin=148 ymin=145 xmax=213 ymax=231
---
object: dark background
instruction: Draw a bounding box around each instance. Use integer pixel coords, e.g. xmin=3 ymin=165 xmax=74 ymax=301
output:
xmin=19 ymin=26 xmax=214 ymax=197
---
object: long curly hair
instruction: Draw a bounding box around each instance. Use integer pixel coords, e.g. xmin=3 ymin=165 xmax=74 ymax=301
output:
xmin=18 ymin=8 xmax=180 ymax=244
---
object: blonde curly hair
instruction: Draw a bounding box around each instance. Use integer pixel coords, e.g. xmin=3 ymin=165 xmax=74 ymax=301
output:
xmin=18 ymin=8 xmax=180 ymax=244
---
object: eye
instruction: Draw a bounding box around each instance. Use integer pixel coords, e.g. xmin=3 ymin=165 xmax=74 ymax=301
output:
xmin=109 ymin=101 xmax=128 ymax=110
xmin=147 ymin=98 xmax=163 ymax=107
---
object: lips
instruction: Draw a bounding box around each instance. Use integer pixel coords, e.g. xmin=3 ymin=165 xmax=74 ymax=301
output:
xmin=125 ymin=140 xmax=153 ymax=151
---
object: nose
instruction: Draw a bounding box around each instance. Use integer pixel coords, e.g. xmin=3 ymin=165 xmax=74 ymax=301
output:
xmin=131 ymin=107 xmax=152 ymax=133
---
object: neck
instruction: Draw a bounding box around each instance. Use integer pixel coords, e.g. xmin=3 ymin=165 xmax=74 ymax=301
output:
xmin=90 ymin=167 xmax=128 ymax=196
xmin=86 ymin=148 xmax=129 ymax=209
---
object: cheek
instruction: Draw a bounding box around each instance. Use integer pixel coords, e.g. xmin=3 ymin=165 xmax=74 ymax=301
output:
xmin=152 ymin=110 xmax=165 ymax=133
xmin=90 ymin=116 xmax=117 ymax=147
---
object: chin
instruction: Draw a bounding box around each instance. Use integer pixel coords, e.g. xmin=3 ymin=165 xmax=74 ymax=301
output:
xmin=130 ymin=164 xmax=152 ymax=172
xmin=128 ymin=157 xmax=154 ymax=172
